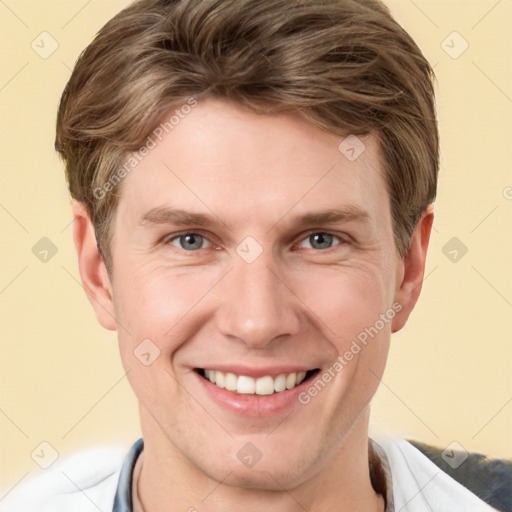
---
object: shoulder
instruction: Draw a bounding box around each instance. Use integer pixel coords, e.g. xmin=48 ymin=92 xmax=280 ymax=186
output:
xmin=1 ymin=445 xmax=127 ymax=512
xmin=378 ymin=437 xmax=509 ymax=512
xmin=408 ymin=440 xmax=512 ymax=512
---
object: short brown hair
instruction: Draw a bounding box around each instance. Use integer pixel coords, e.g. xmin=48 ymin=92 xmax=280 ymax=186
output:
xmin=56 ymin=0 xmax=439 ymax=272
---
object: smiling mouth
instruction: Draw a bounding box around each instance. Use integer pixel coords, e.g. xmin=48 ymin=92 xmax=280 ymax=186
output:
xmin=196 ymin=368 xmax=320 ymax=396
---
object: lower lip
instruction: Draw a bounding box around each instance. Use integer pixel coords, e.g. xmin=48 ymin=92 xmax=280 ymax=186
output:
xmin=194 ymin=371 xmax=313 ymax=417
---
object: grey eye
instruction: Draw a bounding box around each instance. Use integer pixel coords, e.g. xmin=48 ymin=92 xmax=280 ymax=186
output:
xmin=170 ymin=233 xmax=208 ymax=251
xmin=299 ymin=232 xmax=340 ymax=250
xmin=310 ymin=233 xmax=333 ymax=249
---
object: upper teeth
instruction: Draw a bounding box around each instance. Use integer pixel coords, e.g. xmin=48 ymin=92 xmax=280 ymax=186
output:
xmin=204 ymin=370 xmax=308 ymax=395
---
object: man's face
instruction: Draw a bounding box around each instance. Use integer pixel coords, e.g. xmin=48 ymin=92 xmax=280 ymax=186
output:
xmin=105 ymin=98 xmax=407 ymax=488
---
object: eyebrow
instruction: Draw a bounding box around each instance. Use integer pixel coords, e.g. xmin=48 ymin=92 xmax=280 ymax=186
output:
xmin=286 ymin=206 xmax=370 ymax=228
xmin=139 ymin=206 xmax=370 ymax=231
xmin=140 ymin=208 xmax=226 ymax=229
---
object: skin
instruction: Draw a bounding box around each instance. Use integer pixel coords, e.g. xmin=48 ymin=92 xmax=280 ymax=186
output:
xmin=72 ymin=98 xmax=433 ymax=512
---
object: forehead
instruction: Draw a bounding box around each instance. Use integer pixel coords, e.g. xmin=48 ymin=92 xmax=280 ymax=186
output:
xmin=116 ymin=98 xmax=390 ymax=231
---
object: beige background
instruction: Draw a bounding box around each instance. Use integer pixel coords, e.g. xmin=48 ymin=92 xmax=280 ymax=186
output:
xmin=1 ymin=0 xmax=511 ymax=498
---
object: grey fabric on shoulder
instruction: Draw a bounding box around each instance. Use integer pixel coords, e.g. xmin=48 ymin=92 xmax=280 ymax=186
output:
xmin=409 ymin=440 xmax=512 ymax=512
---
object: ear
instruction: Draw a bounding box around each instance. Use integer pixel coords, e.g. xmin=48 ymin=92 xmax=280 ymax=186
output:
xmin=71 ymin=201 xmax=117 ymax=331
xmin=391 ymin=207 xmax=434 ymax=333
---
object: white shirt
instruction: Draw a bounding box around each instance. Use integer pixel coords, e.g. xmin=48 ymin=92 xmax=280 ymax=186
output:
xmin=1 ymin=438 xmax=499 ymax=512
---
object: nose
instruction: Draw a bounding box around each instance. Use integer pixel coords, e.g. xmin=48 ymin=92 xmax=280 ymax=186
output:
xmin=215 ymin=257 xmax=301 ymax=349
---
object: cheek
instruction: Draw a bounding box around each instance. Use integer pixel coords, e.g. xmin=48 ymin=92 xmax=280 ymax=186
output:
xmin=292 ymin=264 xmax=393 ymax=343
xmin=291 ymin=264 xmax=395 ymax=400
xmin=111 ymin=268 xmax=206 ymax=410
xmin=112 ymin=265 xmax=224 ymax=354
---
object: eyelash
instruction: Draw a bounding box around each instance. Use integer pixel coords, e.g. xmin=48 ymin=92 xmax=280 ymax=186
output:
xmin=295 ymin=232 xmax=345 ymax=251
xmin=164 ymin=232 xmax=215 ymax=251
xmin=163 ymin=230 xmax=348 ymax=253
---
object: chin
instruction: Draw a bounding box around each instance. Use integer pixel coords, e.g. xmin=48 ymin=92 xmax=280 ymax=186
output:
xmin=218 ymin=466 xmax=302 ymax=492
xmin=197 ymin=449 xmax=318 ymax=492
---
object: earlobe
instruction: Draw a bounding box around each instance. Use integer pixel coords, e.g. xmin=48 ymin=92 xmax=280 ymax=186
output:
xmin=71 ymin=201 xmax=117 ymax=331
xmin=391 ymin=207 xmax=434 ymax=333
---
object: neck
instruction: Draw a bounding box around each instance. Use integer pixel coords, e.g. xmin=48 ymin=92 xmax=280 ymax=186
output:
xmin=137 ymin=407 xmax=384 ymax=512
